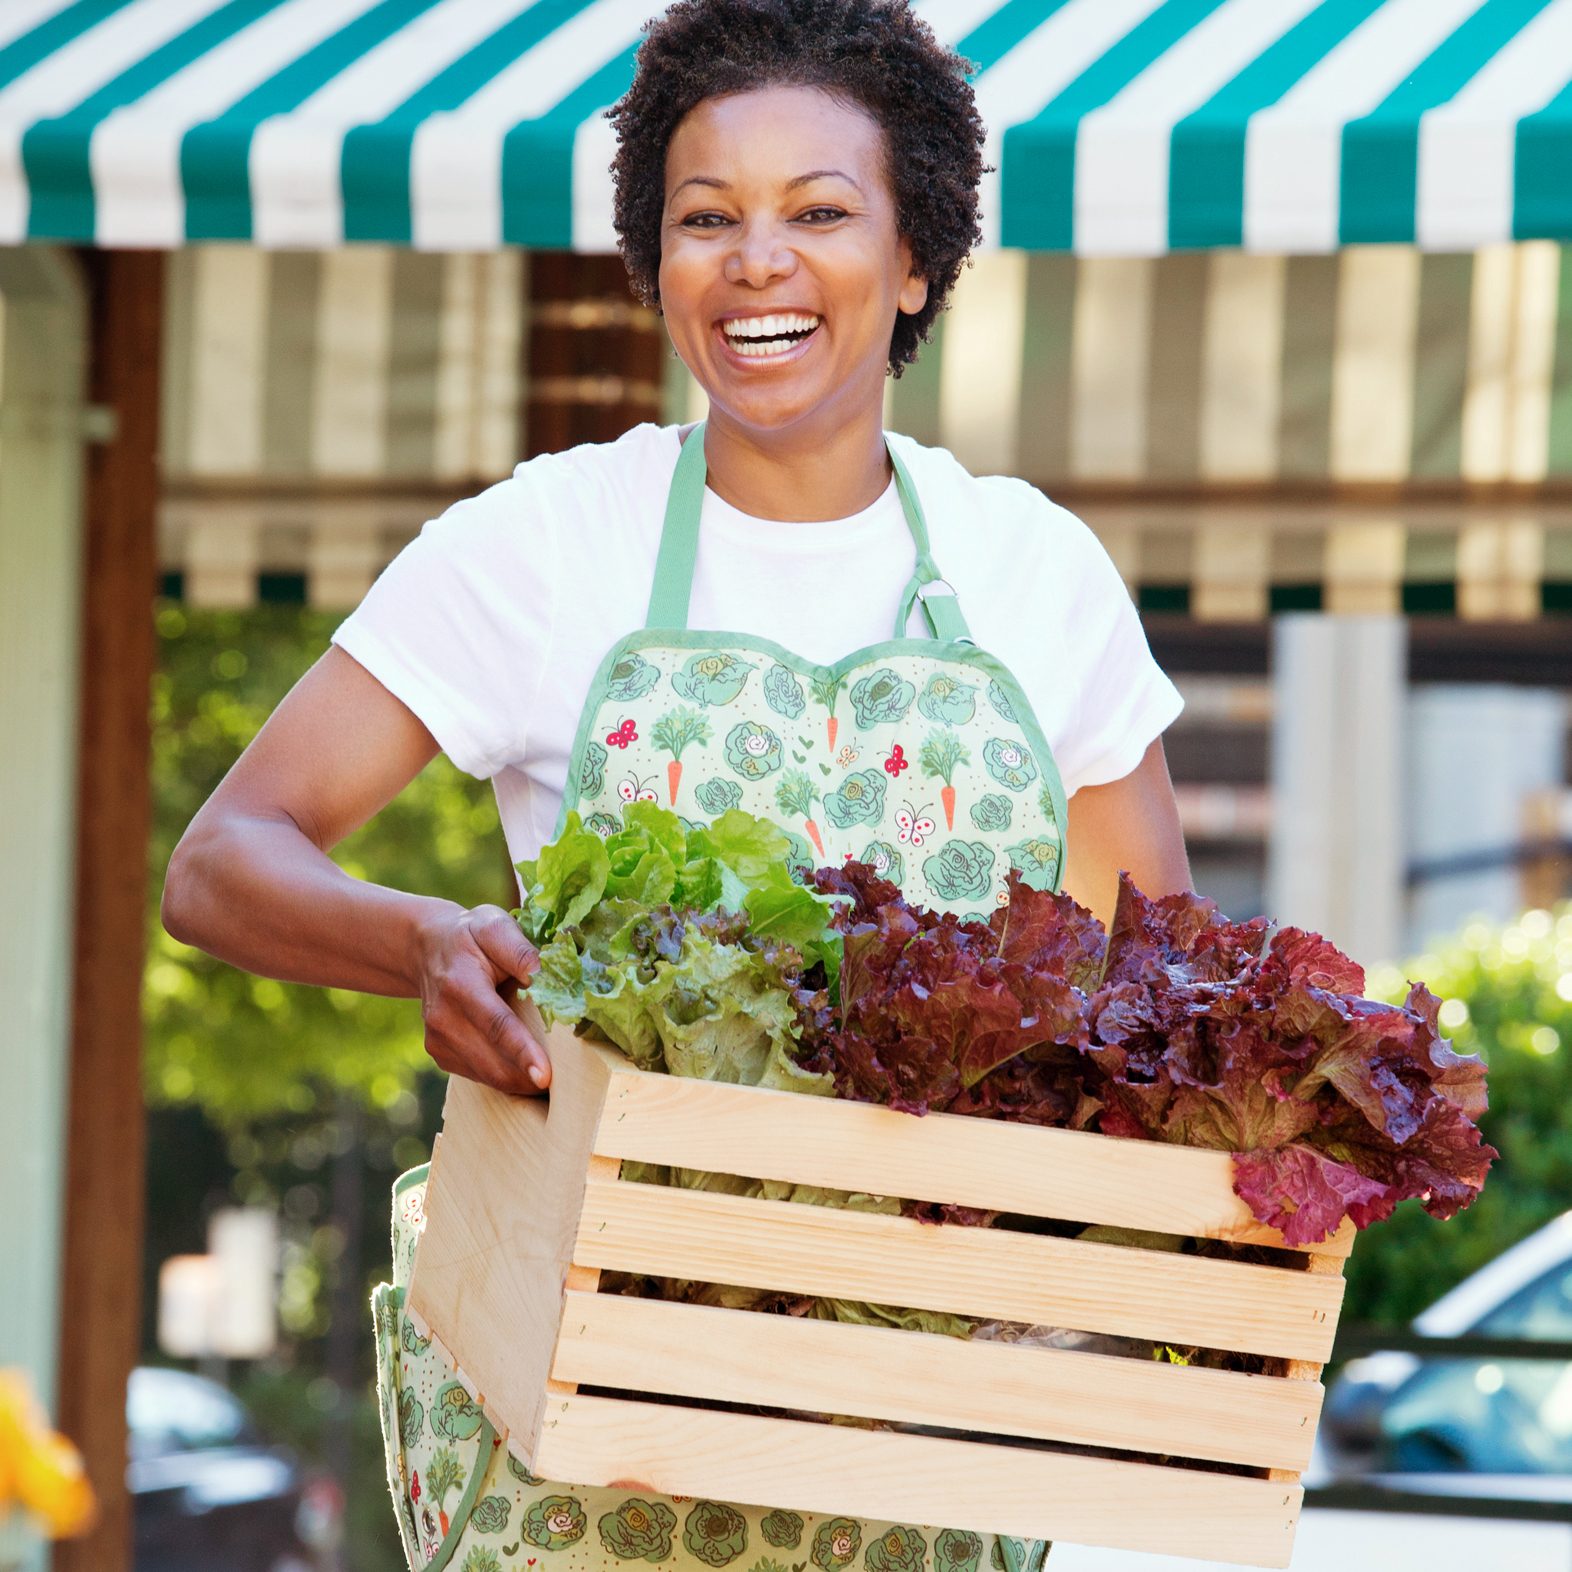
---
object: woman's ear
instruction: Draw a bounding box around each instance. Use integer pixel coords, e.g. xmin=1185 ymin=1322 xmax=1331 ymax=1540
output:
xmin=899 ymin=269 xmax=929 ymax=316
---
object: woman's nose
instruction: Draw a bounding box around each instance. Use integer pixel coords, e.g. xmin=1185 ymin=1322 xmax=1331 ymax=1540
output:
xmin=724 ymin=221 xmax=796 ymax=288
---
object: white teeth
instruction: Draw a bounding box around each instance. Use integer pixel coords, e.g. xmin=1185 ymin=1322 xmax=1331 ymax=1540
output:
xmin=722 ymin=312 xmax=820 ymax=341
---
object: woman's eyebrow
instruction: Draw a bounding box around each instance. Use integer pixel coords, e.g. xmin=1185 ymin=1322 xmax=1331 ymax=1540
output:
xmin=787 ymin=169 xmax=860 ymax=191
xmin=669 ymin=169 xmax=863 ymax=201
xmin=670 ymin=175 xmax=729 ymax=199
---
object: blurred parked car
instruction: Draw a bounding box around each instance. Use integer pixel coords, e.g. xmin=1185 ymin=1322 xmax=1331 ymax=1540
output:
xmin=1312 ymin=1210 xmax=1572 ymax=1501
xmin=129 ymin=1366 xmax=340 ymax=1572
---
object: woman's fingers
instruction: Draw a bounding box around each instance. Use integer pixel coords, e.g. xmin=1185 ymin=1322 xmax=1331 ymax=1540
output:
xmin=466 ymin=910 xmax=550 ymax=1087
xmin=446 ymin=951 xmax=550 ymax=1091
xmin=469 ymin=905 xmax=541 ymax=986
xmin=422 ymin=1026 xmax=527 ymax=1096
xmin=414 ymin=903 xmax=551 ymax=1093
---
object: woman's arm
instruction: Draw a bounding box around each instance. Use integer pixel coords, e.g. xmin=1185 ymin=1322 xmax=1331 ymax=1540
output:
xmin=161 ymin=646 xmax=550 ymax=1094
xmin=1059 ymin=737 xmax=1191 ymax=927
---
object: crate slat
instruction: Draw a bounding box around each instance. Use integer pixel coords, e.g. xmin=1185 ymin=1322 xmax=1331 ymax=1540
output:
xmin=594 ymin=1069 xmax=1353 ymax=1258
xmin=552 ymin=1291 xmax=1322 ymax=1470
xmin=575 ymin=1179 xmax=1343 ymax=1362
xmin=534 ymin=1393 xmax=1301 ymax=1569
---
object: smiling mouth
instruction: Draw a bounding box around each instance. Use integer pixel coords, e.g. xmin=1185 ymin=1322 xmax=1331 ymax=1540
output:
xmin=720 ymin=312 xmax=821 ymax=359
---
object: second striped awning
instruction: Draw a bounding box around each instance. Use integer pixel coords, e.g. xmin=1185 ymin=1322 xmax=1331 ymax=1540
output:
xmin=1 ymin=0 xmax=1570 ymax=254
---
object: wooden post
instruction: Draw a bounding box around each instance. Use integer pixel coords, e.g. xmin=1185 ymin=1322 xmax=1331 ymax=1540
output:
xmin=523 ymin=253 xmax=664 ymax=457
xmin=54 ymin=250 xmax=163 ymax=1572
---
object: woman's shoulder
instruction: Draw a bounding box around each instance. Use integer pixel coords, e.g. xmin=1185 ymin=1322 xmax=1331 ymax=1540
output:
xmin=415 ymin=423 xmax=679 ymax=556
xmin=886 ymin=431 xmax=1106 ymax=560
xmin=507 ymin=421 xmax=680 ymax=498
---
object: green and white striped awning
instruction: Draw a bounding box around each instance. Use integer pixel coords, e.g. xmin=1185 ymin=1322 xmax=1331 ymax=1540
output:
xmin=157 ymin=242 xmax=1572 ymax=616
xmin=3 ymin=0 xmax=1571 ymax=254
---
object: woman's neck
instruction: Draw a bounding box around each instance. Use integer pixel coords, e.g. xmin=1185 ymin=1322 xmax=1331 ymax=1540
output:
xmin=697 ymin=404 xmax=891 ymax=522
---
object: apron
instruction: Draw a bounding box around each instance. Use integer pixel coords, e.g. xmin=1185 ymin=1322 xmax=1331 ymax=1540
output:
xmin=374 ymin=426 xmax=1069 ymax=1572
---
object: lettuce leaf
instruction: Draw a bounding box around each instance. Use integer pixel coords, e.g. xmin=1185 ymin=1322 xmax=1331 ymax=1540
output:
xmin=808 ymin=867 xmax=1105 ymax=1113
xmin=1086 ymin=876 xmax=1495 ymax=1243
xmin=514 ymin=813 xmax=609 ymax=942
xmin=517 ymin=810 xmax=1493 ymax=1253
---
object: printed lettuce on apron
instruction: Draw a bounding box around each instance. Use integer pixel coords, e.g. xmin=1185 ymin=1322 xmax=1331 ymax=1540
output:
xmin=917 ymin=673 xmax=977 ymax=726
xmin=673 ymin=652 xmax=755 ymax=706
xmin=850 ymin=667 xmax=915 ymax=728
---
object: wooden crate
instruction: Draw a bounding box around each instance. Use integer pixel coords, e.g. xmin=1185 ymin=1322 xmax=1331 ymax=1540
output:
xmin=407 ymin=1017 xmax=1351 ymax=1569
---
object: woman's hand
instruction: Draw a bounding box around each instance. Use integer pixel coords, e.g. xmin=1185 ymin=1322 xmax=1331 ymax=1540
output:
xmin=414 ymin=903 xmax=551 ymax=1094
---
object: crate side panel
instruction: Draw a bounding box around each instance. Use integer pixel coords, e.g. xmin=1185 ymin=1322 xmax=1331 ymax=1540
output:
xmin=553 ymin=1291 xmax=1322 ymax=1471
xmin=535 ymin=1394 xmax=1302 ymax=1569
xmin=596 ymin=1069 xmax=1353 ymax=1257
xmin=407 ymin=1021 xmax=620 ymax=1455
xmin=575 ymin=1180 xmax=1343 ymax=1362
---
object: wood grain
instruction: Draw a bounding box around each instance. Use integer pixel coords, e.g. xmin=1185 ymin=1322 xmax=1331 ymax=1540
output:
xmin=592 ymin=1067 xmax=1354 ymax=1257
xmin=57 ymin=250 xmax=163 ymax=1572
xmin=534 ymin=1394 xmax=1302 ymax=1569
xmin=553 ymin=1291 xmax=1322 ymax=1470
xmin=574 ymin=1179 xmax=1343 ymax=1362
xmin=408 ymin=1024 xmax=623 ymax=1459
xmin=1268 ymin=1252 xmax=1344 ymax=1487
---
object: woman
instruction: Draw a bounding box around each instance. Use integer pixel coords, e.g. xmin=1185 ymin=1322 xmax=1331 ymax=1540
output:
xmin=165 ymin=0 xmax=1189 ymax=1565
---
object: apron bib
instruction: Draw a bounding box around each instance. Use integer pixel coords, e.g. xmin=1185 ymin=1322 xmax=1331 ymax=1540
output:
xmin=375 ymin=426 xmax=1066 ymax=1571
xmin=563 ymin=426 xmax=1067 ymax=912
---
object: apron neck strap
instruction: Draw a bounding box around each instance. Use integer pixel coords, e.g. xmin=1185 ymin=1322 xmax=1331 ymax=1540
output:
xmin=645 ymin=422 xmax=973 ymax=644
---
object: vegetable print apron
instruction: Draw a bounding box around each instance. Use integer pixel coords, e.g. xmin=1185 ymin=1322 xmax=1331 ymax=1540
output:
xmin=374 ymin=426 xmax=1068 ymax=1572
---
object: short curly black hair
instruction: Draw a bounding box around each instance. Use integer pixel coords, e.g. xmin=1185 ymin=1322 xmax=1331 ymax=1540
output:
xmin=609 ymin=0 xmax=984 ymax=376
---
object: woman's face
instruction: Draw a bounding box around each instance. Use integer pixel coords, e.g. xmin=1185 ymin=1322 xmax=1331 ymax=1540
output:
xmin=659 ymin=84 xmax=928 ymax=441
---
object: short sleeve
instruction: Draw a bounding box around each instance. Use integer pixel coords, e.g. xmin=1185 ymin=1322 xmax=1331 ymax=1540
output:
xmin=1047 ymin=508 xmax=1183 ymax=797
xmin=331 ymin=476 xmax=557 ymax=780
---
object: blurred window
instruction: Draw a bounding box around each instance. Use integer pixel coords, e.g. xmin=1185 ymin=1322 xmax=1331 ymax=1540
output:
xmin=128 ymin=1368 xmax=259 ymax=1457
xmin=1477 ymin=1259 xmax=1572 ymax=1339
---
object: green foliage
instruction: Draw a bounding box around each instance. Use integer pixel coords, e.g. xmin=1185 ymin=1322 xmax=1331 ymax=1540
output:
xmin=1347 ymin=904 xmax=1572 ymax=1324
xmin=145 ymin=607 xmax=507 ymax=1126
xmin=144 ymin=607 xmax=511 ymax=1572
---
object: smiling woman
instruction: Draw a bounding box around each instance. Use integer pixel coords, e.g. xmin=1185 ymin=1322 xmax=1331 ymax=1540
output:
xmin=159 ymin=2 xmax=1191 ymax=1569
xmin=652 ymin=85 xmax=931 ymax=499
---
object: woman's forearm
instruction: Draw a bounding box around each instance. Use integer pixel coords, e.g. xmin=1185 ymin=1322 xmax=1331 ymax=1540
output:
xmin=162 ymin=649 xmax=548 ymax=1093
xmin=162 ymin=808 xmax=461 ymax=997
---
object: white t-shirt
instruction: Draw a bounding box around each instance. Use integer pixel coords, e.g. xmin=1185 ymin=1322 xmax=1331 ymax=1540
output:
xmin=333 ymin=423 xmax=1182 ymax=869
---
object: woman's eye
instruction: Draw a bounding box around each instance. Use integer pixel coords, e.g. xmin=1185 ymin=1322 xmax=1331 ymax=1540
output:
xmin=797 ymin=206 xmax=847 ymax=224
xmin=680 ymin=211 xmax=732 ymax=229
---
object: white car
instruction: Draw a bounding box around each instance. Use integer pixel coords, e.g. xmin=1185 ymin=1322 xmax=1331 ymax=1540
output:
xmin=1309 ymin=1209 xmax=1572 ymax=1501
xmin=1053 ymin=1216 xmax=1572 ymax=1571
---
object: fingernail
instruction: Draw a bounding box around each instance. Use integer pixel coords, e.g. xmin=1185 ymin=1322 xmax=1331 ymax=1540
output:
xmin=528 ymin=1064 xmax=547 ymax=1088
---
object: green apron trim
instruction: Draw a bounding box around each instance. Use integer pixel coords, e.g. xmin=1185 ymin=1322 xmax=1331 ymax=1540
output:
xmin=374 ymin=1273 xmax=500 ymax=1572
xmin=645 ymin=423 xmax=973 ymax=645
xmin=373 ymin=1283 xmax=425 ymax=1571
xmin=419 ymin=1413 xmax=496 ymax=1572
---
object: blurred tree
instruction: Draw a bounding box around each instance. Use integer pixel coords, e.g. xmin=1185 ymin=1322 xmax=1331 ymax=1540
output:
xmin=1347 ymin=905 xmax=1572 ymax=1325
xmin=144 ymin=604 xmax=509 ymax=1570
xmin=145 ymin=604 xmax=508 ymax=1126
